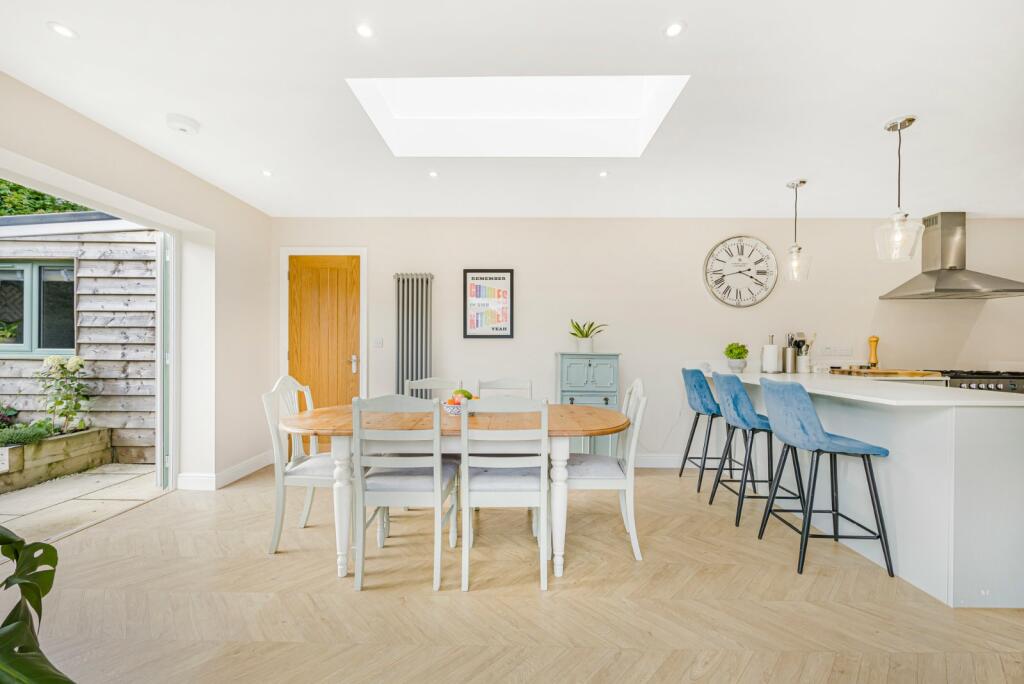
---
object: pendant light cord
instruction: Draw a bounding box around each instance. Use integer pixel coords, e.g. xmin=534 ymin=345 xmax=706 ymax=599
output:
xmin=896 ymin=127 xmax=902 ymax=211
xmin=793 ymin=183 xmax=799 ymax=243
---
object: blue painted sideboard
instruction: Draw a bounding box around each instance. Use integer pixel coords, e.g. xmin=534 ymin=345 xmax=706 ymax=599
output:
xmin=555 ymin=352 xmax=621 ymax=456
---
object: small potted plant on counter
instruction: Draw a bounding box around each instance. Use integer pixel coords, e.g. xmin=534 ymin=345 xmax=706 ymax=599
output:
xmin=724 ymin=342 xmax=749 ymax=372
xmin=569 ymin=320 xmax=607 ymax=354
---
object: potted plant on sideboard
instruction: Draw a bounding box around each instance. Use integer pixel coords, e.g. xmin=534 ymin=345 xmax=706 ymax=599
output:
xmin=569 ymin=320 xmax=607 ymax=354
xmin=724 ymin=342 xmax=749 ymax=372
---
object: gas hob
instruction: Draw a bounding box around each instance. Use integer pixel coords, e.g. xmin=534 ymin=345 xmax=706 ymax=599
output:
xmin=930 ymin=370 xmax=1024 ymax=393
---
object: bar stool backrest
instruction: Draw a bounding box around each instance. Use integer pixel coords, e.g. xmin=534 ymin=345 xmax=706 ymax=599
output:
xmin=760 ymin=379 xmax=829 ymax=452
xmin=681 ymin=368 xmax=720 ymax=416
xmin=711 ymin=372 xmax=761 ymax=431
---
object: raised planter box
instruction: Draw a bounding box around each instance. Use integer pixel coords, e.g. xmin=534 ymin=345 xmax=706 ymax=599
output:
xmin=0 ymin=428 xmax=112 ymax=495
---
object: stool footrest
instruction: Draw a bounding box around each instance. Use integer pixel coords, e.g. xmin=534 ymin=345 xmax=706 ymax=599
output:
xmin=766 ymin=509 xmax=880 ymax=539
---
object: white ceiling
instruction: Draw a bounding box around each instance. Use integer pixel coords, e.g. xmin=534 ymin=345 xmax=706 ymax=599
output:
xmin=1 ymin=1 xmax=1022 ymax=218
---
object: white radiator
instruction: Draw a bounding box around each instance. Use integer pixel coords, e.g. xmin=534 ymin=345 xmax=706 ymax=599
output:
xmin=394 ymin=273 xmax=433 ymax=396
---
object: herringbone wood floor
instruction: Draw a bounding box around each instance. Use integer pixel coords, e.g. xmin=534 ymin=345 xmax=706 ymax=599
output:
xmin=10 ymin=467 xmax=1024 ymax=683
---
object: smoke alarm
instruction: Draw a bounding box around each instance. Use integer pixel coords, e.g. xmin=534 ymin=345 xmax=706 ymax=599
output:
xmin=166 ymin=113 xmax=200 ymax=135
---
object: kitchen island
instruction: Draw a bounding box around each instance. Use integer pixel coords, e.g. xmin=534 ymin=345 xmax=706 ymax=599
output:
xmin=703 ymin=370 xmax=1024 ymax=608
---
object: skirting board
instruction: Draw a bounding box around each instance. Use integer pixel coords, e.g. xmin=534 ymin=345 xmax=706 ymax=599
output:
xmin=177 ymin=450 xmax=273 ymax=490
xmin=637 ymin=452 xmax=682 ymax=469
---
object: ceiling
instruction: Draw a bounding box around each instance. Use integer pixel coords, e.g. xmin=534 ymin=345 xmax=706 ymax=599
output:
xmin=1 ymin=1 xmax=1022 ymax=218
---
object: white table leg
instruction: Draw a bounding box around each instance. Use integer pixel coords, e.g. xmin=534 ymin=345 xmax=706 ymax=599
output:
xmin=550 ymin=436 xmax=569 ymax=577
xmin=331 ymin=435 xmax=352 ymax=578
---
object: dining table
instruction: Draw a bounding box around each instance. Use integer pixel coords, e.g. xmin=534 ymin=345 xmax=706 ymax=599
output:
xmin=279 ymin=403 xmax=630 ymax=579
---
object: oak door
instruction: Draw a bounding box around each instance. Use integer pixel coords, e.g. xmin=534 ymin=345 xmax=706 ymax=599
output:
xmin=288 ymin=255 xmax=360 ymax=450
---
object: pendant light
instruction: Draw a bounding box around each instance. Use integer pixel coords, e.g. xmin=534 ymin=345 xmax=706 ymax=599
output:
xmin=875 ymin=115 xmax=924 ymax=262
xmin=783 ymin=179 xmax=810 ymax=282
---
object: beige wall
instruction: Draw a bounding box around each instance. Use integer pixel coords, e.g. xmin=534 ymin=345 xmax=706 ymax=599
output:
xmin=0 ymin=72 xmax=274 ymax=486
xmin=272 ymin=217 xmax=1024 ymax=456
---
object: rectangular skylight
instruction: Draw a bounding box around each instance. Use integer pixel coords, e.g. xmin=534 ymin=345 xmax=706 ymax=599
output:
xmin=346 ymin=75 xmax=689 ymax=157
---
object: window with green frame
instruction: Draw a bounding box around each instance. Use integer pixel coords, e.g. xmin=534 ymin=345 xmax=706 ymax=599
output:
xmin=0 ymin=261 xmax=75 ymax=355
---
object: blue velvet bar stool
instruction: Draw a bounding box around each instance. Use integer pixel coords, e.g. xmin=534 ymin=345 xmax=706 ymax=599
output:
xmin=678 ymin=368 xmax=740 ymax=492
xmin=758 ymin=379 xmax=894 ymax=577
xmin=707 ymin=372 xmax=804 ymax=526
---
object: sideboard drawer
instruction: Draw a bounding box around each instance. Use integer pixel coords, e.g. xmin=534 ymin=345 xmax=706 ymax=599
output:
xmin=561 ymin=392 xmax=616 ymax=408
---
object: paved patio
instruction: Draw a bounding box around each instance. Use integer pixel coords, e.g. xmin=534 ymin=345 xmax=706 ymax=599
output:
xmin=0 ymin=463 xmax=165 ymax=542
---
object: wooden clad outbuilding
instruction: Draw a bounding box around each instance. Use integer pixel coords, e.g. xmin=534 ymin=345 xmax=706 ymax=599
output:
xmin=0 ymin=217 xmax=159 ymax=463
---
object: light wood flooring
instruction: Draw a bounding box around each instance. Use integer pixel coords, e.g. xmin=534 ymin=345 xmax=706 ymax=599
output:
xmin=7 ymin=467 xmax=1024 ymax=683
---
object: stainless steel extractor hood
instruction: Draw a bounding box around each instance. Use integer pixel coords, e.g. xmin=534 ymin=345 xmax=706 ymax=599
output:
xmin=879 ymin=212 xmax=1024 ymax=299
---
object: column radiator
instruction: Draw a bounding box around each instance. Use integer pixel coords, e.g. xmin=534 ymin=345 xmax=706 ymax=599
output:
xmin=394 ymin=273 xmax=433 ymax=396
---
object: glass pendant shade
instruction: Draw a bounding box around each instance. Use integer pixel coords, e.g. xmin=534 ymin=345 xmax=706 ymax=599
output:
xmin=875 ymin=211 xmax=924 ymax=262
xmin=783 ymin=243 xmax=811 ymax=282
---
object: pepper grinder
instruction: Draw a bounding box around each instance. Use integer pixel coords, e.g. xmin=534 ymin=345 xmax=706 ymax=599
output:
xmin=868 ymin=335 xmax=880 ymax=368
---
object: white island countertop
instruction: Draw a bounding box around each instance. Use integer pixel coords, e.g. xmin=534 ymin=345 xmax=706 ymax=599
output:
xmin=718 ymin=371 xmax=1024 ymax=408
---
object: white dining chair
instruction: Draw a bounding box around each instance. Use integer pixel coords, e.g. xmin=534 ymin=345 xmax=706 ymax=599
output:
xmin=404 ymin=377 xmax=462 ymax=398
xmin=478 ymin=377 xmax=533 ymax=398
xmin=566 ymin=382 xmax=648 ymax=561
xmin=262 ymin=375 xmax=335 ymax=554
xmin=460 ymin=397 xmax=550 ymax=591
xmin=352 ymin=394 xmax=458 ymax=591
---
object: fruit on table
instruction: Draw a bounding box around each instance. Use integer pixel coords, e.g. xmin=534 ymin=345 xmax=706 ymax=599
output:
xmin=453 ymin=388 xmax=473 ymax=401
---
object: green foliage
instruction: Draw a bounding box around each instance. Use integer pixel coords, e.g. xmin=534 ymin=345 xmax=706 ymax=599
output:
xmin=569 ymin=320 xmax=607 ymax=339
xmin=0 ymin=525 xmax=72 ymax=683
xmin=0 ymin=404 xmax=17 ymax=429
xmin=36 ymin=357 xmax=89 ymax=434
xmin=0 ymin=421 xmax=54 ymax=447
xmin=724 ymin=342 xmax=749 ymax=360
xmin=0 ymin=322 xmax=18 ymax=342
xmin=0 ymin=179 xmax=90 ymax=217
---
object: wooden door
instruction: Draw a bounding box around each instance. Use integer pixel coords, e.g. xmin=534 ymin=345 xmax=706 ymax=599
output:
xmin=288 ymin=256 xmax=360 ymax=450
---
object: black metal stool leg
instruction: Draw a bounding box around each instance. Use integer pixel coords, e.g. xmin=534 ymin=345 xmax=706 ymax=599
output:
xmin=707 ymin=425 xmax=735 ymax=504
xmin=743 ymin=430 xmax=758 ymax=495
xmin=791 ymin=449 xmax=806 ymax=511
xmin=678 ymin=413 xmax=700 ymax=477
xmin=758 ymin=444 xmax=790 ymax=539
xmin=862 ymin=456 xmax=895 ymax=577
xmin=765 ymin=432 xmax=774 ymax=489
xmin=734 ymin=428 xmax=755 ymax=526
xmin=696 ymin=415 xmax=716 ymax=492
xmin=797 ymin=451 xmax=821 ymax=574
xmin=829 ymin=452 xmax=839 ymax=542
xmin=727 ymin=425 xmax=735 ymax=479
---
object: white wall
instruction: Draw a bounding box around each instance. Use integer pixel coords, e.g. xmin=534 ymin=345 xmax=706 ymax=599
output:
xmin=0 ymin=72 xmax=275 ymax=487
xmin=272 ymin=217 xmax=1024 ymax=457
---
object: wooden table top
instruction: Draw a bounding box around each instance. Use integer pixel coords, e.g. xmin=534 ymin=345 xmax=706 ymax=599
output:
xmin=279 ymin=403 xmax=630 ymax=438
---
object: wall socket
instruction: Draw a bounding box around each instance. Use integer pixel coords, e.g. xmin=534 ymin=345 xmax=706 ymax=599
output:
xmin=373 ymin=336 xmax=384 ymax=349
xmin=821 ymin=344 xmax=853 ymax=357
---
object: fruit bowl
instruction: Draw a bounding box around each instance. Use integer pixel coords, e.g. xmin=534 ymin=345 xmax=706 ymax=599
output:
xmin=443 ymin=403 xmax=463 ymax=416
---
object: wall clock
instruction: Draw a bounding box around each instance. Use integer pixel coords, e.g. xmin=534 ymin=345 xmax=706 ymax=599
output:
xmin=703 ymin=235 xmax=778 ymax=307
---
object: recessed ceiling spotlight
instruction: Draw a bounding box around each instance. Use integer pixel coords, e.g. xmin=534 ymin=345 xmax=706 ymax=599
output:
xmin=665 ymin=22 xmax=686 ymax=38
xmin=599 ymin=171 xmax=608 ymax=178
xmin=262 ymin=169 xmax=273 ymax=177
xmin=47 ymin=21 xmax=78 ymax=39
xmin=356 ymin=23 xmax=374 ymax=38
xmin=166 ymin=113 xmax=201 ymax=135
xmin=428 ymin=170 xmax=438 ymax=178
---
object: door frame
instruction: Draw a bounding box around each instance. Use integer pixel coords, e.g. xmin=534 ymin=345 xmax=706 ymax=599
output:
xmin=278 ymin=247 xmax=369 ymax=400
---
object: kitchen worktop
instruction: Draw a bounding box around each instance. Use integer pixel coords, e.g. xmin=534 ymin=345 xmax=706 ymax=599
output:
xmin=721 ymin=371 xmax=1024 ymax=407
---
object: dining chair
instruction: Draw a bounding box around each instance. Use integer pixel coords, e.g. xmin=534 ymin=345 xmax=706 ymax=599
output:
xmin=460 ymin=397 xmax=550 ymax=591
xmin=352 ymin=394 xmax=459 ymax=591
xmin=478 ymin=377 xmax=533 ymax=398
xmin=404 ymin=377 xmax=462 ymax=399
xmin=566 ymin=382 xmax=648 ymax=560
xmin=261 ymin=375 xmax=334 ymax=554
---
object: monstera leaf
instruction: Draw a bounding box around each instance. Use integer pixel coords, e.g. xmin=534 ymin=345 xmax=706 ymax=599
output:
xmin=0 ymin=526 xmax=72 ymax=684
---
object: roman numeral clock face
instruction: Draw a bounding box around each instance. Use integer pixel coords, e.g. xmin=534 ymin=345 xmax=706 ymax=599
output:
xmin=703 ymin=236 xmax=778 ymax=307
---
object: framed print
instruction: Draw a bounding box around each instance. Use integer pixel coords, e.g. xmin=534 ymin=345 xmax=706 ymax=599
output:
xmin=463 ymin=269 xmax=513 ymax=338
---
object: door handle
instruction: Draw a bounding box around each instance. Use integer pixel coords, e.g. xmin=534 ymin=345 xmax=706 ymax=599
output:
xmin=568 ymin=396 xmax=575 ymax=405
xmin=350 ymin=354 xmax=358 ymax=374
